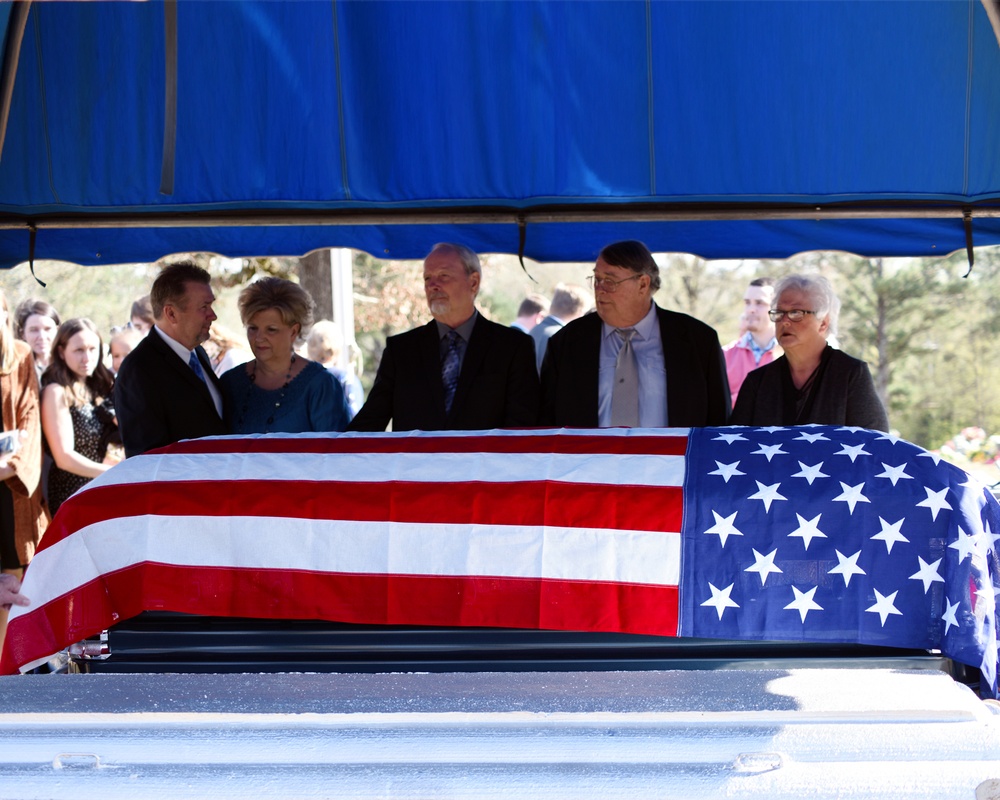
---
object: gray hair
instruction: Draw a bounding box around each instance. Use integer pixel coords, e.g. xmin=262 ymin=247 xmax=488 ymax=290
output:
xmin=598 ymin=240 xmax=662 ymax=292
xmin=774 ymin=273 xmax=840 ymax=337
xmin=429 ymin=242 xmax=482 ymax=278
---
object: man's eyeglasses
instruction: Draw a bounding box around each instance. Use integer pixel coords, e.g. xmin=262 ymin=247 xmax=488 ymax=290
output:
xmin=768 ymin=309 xmax=816 ymax=323
xmin=587 ymin=274 xmax=642 ymax=293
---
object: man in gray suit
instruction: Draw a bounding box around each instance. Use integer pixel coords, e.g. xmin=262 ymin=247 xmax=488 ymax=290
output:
xmin=530 ymin=283 xmax=588 ymax=373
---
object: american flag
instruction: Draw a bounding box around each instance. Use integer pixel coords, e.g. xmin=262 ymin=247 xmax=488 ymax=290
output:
xmin=682 ymin=425 xmax=1000 ymax=696
xmin=2 ymin=427 xmax=997 ymax=695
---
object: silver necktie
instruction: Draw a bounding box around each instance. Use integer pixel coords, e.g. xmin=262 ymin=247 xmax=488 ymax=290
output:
xmin=610 ymin=328 xmax=639 ymax=427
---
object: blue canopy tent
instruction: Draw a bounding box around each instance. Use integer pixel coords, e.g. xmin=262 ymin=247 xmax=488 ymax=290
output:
xmin=1 ymin=0 xmax=1000 ymax=268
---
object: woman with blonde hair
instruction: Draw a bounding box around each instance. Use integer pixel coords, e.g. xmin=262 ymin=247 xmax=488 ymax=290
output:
xmin=0 ymin=289 xmax=48 ymax=653
xmin=41 ymin=319 xmax=118 ymax=515
xmin=220 ymin=278 xmax=350 ymax=434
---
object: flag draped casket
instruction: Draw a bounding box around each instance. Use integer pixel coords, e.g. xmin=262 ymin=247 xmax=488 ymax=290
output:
xmin=3 ymin=427 xmax=998 ymax=695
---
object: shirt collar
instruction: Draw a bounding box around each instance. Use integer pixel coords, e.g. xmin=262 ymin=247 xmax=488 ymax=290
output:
xmin=154 ymin=324 xmax=198 ymax=362
xmin=742 ymin=331 xmax=778 ymax=358
xmin=601 ymin=301 xmax=658 ymax=341
xmin=435 ymin=310 xmax=478 ymax=342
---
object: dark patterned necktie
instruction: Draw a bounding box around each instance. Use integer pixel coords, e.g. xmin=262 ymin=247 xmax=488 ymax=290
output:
xmin=610 ymin=328 xmax=639 ymax=427
xmin=441 ymin=331 xmax=462 ymax=413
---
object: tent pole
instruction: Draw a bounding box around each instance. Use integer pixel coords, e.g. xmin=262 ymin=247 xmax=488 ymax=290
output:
xmin=2 ymin=205 xmax=1000 ymax=231
xmin=0 ymin=1 xmax=32 ymax=164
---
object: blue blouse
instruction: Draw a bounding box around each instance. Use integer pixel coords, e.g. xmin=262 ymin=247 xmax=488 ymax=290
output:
xmin=220 ymin=359 xmax=351 ymax=434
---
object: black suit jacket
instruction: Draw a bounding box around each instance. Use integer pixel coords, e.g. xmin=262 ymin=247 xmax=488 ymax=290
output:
xmin=729 ymin=347 xmax=889 ymax=431
xmin=540 ymin=306 xmax=731 ymax=427
xmin=348 ymin=315 xmax=540 ymax=431
xmin=114 ymin=329 xmax=227 ymax=457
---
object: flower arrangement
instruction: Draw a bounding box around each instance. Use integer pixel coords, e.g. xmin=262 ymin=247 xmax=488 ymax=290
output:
xmin=937 ymin=427 xmax=1000 ymax=471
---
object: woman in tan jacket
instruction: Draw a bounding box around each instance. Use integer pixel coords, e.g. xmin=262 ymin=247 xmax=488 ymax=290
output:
xmin=0 ymin=290 xmax=48 ymax=653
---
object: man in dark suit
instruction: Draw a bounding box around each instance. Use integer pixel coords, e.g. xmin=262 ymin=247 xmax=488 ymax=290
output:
xmin=114 ymin=263 xmax=227 ymax=457
xmin=349 ymin=243 xmax=539 ymax=431
xmin=541 ymin=241 xmax=730 ymax=428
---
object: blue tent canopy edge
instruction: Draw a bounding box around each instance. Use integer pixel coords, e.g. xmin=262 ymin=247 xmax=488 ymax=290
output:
xmin=1 ymin=0 xmax=1000 ymax=267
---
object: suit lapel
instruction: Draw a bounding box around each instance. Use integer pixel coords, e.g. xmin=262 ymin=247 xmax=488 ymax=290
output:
xmin=576 ymin=314 xmax=602 ymax=425
xmin=152 ymin=332 xmax=219 ymax=412
xmin=418 ymin=322 xmax=448 ymax=427
xmin=656 ymin=306 xmax=687 ymax=426
xmin=447 ymin=315 xmax=490 ymax=424
xmin=195 ymin=346 xmax=222 ymax=390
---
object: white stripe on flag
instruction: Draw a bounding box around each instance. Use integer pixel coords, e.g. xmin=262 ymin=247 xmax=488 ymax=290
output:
xmin=89 ymin=451 xmax=687 ymax=490
xmin=202 ymin=427 xmax=693 ymax=442
xmin=14 ymin=516 xmax=682 ymax=614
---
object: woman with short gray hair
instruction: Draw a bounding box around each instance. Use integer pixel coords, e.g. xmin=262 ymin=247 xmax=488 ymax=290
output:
xmin=729 ymin=273 xmax=888 ymax=431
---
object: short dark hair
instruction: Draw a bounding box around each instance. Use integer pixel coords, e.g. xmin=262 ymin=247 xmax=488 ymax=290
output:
xmin=150 ymin=263 xmax=212 ymax=319
xmin=550 ymin=284 xmax=587 ymax=318
xmin=130 ymin=294 xmax=153 ymax=325
xmin=14 ymin=298 xmax=60 ymax=340
xmin=517 ymin=294 xmax=549 ymax=317
xmin=598 ymin=240 xmax=661 ymax=292
xmin=749 ymin=277 xmax=774 ymax=288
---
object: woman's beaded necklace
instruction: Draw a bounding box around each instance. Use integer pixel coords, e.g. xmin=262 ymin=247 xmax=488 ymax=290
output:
xmin=240 ymin=354 xmax=296 ymax=431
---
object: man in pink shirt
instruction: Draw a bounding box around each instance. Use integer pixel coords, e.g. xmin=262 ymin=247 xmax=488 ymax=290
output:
xmin=723 ymin=278 xmax=780 ymax=406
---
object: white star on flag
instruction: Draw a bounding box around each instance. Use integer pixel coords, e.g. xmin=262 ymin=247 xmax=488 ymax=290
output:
xmin=708 ymin=461 xmax=745 ymax=483
xmin=784 ymin=586 xmax=823 ymax=622
xmin=701 ymin=582 xmax=740 ymax=620
xmin=908 ymin=556 xmax=945 ymax=593
xmin=756 ymin=426 xmax=784 ymax=434
xmin=704 ymin=511 xmax=743 ymax=547
xmin=836 ymin=426 xmax=868 ymax=434
xmin=828 ymin=549 xmax=866 ymax=586
xmin=835 ymin=443 xmax=871 ymax=463
xmin=752 ymin=443 xmax=788 ymax=462
xmin=916 ymin=486 xmax=952 ymax=521
xmin=941 ymin=598 xmax=961 ymax=635
xmin=795 ymin=431 xmax=829 ymax=443
xmin=713 ymin=432 xmax=747 ymax=444
xmin=791 ymin=461 xmax=829 ymax=485
xmin=832 ymin=481 xmax=871 ymax=514
xmin=866 ymin=589 xmax=903 ymax=626
xmin=875 ymin=432 xmax=902 ymax=445
xmin=875 ymin=463 xmax=913 ymax=486
xmin=871 ymin=517 xmax=909 ymax=553
xmin=788 ymin=513 xmax=827 ymax=550
xmin=748 ymin=481 xmax=787 ymax=512
xmin=917 ymin=451 xmax=943 ymax=466
xmin=949 ymin=527 xmax=977 ymax=563
xmin=745 ymin=548 xmax=782 ymax=586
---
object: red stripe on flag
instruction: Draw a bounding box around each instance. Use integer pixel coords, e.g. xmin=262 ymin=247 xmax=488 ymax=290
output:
xmin=41 ymin=481 xmax=684 ymax=550
xmin=1 ymin=563 xmax=679 ymax=674
xmin=158 ymin=432 xmax=689 ymax=457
